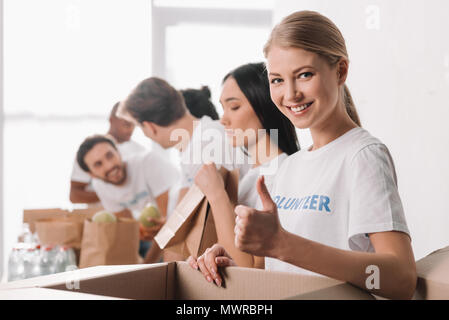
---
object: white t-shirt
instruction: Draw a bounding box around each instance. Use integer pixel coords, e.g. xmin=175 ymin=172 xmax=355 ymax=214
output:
xmin=238 ymin=153 xmax=288 ymax=207
xmin=91 ymin=151 xmax=180 ymax=219
xmin=179 ymin=116 xmax=252 ymax=188
xmin=264 ymin=127 xmax=410 ymax=275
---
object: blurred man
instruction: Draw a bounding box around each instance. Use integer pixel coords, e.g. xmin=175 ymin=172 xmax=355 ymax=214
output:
xmin=118 ymin=77 xmax=251 ymax=204
xmin=76 ymin=134 xmax=179 ymax=263
xmin=69 ymin=102 xmax=146 ymax=206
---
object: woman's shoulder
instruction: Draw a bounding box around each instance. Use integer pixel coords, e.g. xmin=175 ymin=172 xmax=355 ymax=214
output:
xmin=347 ymin=128 xmax=390 ymax=162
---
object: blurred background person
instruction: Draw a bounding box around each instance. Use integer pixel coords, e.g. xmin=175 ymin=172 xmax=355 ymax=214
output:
xmin=69 ymin=102 xmax=146 ymax=206
xmin=76 ymin=134 xmax=179 ymax=263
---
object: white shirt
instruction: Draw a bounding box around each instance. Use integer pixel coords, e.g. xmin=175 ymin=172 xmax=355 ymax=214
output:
xmin=264 ymin=128 xmax=410 ymax=275
xmin=179 ymin=116 xmax=251 ymax=188
xmin=71 ymin=140 xmax=146 ymax=191
xmin=238 ymin=153 xmax=288 ymax=207
xmin=92 ymin=152 xmax=180 ymax=219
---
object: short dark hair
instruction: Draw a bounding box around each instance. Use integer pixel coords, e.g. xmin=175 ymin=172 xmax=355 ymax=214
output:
xmin=122 ymin=77 xmax=186 ymax=126
xmin=223 ymin=62 xmax=300 ymax=155
xmin=77 ymin=134 xmax=117 ymax=172
xmin=180 ymin=86 xmax=219 ymax=120
xmin=109 ymin=102 xmax=120 ymax=119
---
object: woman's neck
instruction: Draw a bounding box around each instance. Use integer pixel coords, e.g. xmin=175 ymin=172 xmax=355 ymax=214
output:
xmin=309 ymin=106 xmax=358 ymax=151
xmin=247 ymin=131 xmax=283 ymax=168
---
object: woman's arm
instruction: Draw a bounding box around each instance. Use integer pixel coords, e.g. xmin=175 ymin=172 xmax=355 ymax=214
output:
xmin=268 ymin=230 xmax=416 ymax=299
xmin=234 ymin=176 xmax=417 ymax=300
xmin=194 ymin=163 xmax=256 ymax=268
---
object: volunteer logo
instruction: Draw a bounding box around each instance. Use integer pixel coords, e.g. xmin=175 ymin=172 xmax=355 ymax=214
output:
xmin=273 ymin=195 xmax=331 ymax=214
xmin=119 ymin=190 xmax=149 ymax=209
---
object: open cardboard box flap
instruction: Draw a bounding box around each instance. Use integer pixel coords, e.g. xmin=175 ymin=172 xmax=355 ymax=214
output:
xmin=0 ymin=261 xmax=375 ymax=300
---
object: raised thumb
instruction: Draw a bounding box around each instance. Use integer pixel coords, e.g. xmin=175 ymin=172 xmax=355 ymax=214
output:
xmin=256 ymin=175 xmax=276 ymax=212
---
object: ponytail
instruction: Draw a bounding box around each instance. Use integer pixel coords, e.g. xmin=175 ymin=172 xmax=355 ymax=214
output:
xmin=343 ymin=84 xmax=361 ymax=127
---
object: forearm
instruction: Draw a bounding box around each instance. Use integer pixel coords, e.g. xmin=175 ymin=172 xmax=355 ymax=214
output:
xmin=208 ymin=190 xmax=254 ymax=268
xmin=275 ymin=231 xmax=416 ymax=299
xmin=70 ymin=188 xmax=100 ymax=203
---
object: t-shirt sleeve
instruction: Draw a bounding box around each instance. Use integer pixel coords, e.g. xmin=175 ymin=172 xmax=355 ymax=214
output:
xmin=348 ymin=143 xmax=411 ymax=251
xmin=143 ymin=152 xmax=180 ymax=197
xmin=179 ymin=122 xmax=252 ymax=188
xmin=70 ymin=158 xmax=91 ymax=184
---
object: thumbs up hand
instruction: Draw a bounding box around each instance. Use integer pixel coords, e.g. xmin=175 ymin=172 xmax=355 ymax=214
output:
xmin=234 ymin=176 xmax=285 ymax=258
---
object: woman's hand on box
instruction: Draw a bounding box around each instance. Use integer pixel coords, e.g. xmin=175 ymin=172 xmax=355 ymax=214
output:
xmin=187 ymin=244 xmax=236 ymax=287
xmin=139 ymin=216 xmax=167 ymax=241
xmin=194 ymin=163 xmax=225 ymax=201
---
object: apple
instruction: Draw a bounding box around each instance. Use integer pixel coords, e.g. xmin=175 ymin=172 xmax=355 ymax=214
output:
xmin=92 ymin=210 xmax=117 ymax=223
xmin=139 ymin=204 xmax=160 ymax=227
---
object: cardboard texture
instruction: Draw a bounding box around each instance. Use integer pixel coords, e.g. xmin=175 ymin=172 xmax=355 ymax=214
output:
xmin=286 ymin=283 xmax=375 ymax=300
xmin=0 ymin=261 xmax=376 ymax=300
xmin=414 ymin=245 xmax=449 ymax=300
xmin=155 ymin=169 xmax=239 ymax=260
xmin=0 ymin=287 xmax=124 ymax=300
xmin=79 ymin=218 xmax=140 ymax=268
xmin=23 ymin=207 xmax=99 ymax=233
xmin=35 ymin=216 xmax=85 ymax=249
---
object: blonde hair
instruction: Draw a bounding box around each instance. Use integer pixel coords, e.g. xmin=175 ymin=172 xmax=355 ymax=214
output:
xmin=264 ymin=10 xmax=361 ymax=126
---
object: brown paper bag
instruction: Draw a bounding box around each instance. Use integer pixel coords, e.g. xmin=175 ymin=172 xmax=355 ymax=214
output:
xmin=35 ymin=217 xmax=85 ymax=249
xmin=79 ymin=218 xmax=140 ymax=268
xmin=155 ymin=168 xmax=239 ymax=260
xmin=23 ymin=207 xmax=100 ymax=233
xmin=23 ymin=208 xmax=69 ymax=233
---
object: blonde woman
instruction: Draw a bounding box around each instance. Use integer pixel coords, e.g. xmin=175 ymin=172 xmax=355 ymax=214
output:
xmin=193 ymin=11 xmax=416 ymax=300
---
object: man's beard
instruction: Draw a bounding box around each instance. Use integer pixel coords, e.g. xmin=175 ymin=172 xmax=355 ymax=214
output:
xmin=104 ymin=164 xmax=127 ymax=185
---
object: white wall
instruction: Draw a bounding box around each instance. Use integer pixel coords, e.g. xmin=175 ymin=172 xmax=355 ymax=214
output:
xmin=274 ymin=0 xmax=449 ymax=259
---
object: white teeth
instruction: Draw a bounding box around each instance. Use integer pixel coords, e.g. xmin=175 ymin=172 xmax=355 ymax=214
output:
xmin=290 ymin=102 xmax=311 ymax=112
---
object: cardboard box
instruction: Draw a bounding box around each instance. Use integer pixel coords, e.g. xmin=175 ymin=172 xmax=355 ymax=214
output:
xmin=0 ymin=261 xmax=375 ymax=300
xmin=0 ymin=287 xmax=124 ymax=300
xmin=414 ymin=246 xmax=449 ymax=300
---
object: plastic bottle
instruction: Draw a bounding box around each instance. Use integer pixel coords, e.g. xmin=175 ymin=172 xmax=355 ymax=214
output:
xmin=65 ymin=247 xmax=78 ymax=271
xmin=39 ymin=245 xmax=56 ymax=276
xmin=7 ymin=247 xmax=25 ymax=281
xmin=23 ymin=247 xmax=35 ymax=279
xmin=18 ymin=223 xmax=34 ymax=244
xmin=54 ymin=246 xmax=68 ymax=273
xmin=29 ymin=245 xmax=42 ymax=278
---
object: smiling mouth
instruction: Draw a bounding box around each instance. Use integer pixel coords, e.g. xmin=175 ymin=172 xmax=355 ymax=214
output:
xmin=286 ymin=102 xmax=313 ymax=113
xmin=107 ymin=167 xmax=121 ymax=179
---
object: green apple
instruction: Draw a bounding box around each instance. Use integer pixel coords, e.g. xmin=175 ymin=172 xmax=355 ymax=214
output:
xmin=92 ymin=210 xmax=117 ymax=223
xmin=139 ymin=204 xmax=160 ymax=227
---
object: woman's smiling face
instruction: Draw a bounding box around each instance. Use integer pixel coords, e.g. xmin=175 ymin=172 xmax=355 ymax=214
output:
xmin=266 ymin=46 xmax=342 ymax=131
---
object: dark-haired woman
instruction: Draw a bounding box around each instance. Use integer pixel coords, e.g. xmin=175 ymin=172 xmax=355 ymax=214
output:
xmin=181 ymin=86 xmax=219 ymax=120
xmin=188 ymin=62 xmax=300 ymax=272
